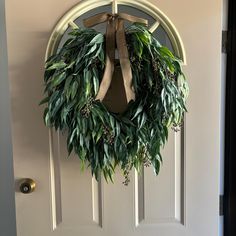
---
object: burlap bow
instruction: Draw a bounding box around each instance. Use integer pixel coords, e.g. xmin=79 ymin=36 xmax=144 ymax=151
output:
xmin=83 ymin=12 xmax=148 ymax=102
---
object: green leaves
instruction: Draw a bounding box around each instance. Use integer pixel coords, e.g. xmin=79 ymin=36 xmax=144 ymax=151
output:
xmin=52 ymin=72 xmax=67 ymax=87
xmin=88 ymin=33 xmax=104 ymax=45
xmin=40 ymin=24 xmax=188 ymax=183
xmin=71 ymin=80 xmax=79 ymax=99
xmin=46 ymin=61 xmax=66 ymax=70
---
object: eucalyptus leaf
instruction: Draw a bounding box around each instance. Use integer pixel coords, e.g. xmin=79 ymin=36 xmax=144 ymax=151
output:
xmin=40 ymin=23 xmax=188 ymax=183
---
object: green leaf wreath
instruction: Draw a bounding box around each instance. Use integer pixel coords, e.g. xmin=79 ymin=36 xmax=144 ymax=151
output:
xmin=40 ymin=23 xmax=188 ymax=184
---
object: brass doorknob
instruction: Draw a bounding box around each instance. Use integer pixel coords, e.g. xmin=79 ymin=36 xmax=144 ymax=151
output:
xmin=19 ymin=178 xmax=36 ymax=194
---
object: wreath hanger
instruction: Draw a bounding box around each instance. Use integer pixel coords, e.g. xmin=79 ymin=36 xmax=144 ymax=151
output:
xmin=69 ymin=0 xmax=148 ymax=105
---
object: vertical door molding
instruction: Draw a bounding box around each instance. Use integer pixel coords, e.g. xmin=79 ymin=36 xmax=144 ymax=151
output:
xmin=0 ymin=0 xmax=16 ymax=235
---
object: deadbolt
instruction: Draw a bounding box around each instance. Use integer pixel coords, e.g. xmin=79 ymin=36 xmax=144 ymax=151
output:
xmin=19 ymin=178 xmax=36 ymax=194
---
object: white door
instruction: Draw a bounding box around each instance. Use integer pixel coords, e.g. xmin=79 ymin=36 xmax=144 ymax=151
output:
xmin=5 ymin=0 xmax=222 ymax=235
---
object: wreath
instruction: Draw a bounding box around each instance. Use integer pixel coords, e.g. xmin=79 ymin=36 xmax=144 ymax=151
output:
xmin=40 ymin=13 xmax=188 ymax=184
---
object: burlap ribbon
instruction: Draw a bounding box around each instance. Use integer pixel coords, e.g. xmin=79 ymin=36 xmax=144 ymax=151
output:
xmin=83 ymin=13 xmax=148 ymax=102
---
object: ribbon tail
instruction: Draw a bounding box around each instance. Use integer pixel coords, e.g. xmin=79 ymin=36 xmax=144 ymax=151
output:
xmin=116 ymin=19 xmax=135 ymax=103
xmin=95 ymin=18 xmax=116 ymax=101
xmin=84 ymin=12 xmax=148 ymax=103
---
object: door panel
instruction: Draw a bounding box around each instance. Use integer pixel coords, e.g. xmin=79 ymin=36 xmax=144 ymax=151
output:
xmin=5 ymin=0 xmax=222 ymax=236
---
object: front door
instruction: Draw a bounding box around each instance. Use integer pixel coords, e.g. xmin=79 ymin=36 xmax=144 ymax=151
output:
xmin=5 ymin=0 xmax=222 ymax=235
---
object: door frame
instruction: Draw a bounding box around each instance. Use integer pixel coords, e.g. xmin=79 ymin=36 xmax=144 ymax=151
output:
xmin=0 ymin=0 xmax=17 ymax=235
xmin=224 ymin=0 xmax=236 ymax=235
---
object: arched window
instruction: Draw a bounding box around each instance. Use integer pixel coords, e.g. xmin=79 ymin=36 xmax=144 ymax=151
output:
xmin=45 ymin=0 xmax=186 ymax=64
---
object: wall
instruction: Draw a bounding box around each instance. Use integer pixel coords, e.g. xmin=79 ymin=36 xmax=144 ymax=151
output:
xmin=0 ymin=0 xmax=16 ymax=235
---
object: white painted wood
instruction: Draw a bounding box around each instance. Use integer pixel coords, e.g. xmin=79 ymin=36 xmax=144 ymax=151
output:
xmin=68 ymin=21 xmax=79 ymax=29
xmin=5 ymin=0 xmax=222 ymax=236
xmin=112 ymin=0 xmax=118 ymax=14
xmin=149 ymin=20 xmax=160 ymax=33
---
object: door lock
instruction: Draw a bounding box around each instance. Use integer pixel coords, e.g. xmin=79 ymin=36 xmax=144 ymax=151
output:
xmin=19 ymin=178 xmax=36 ymax=194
